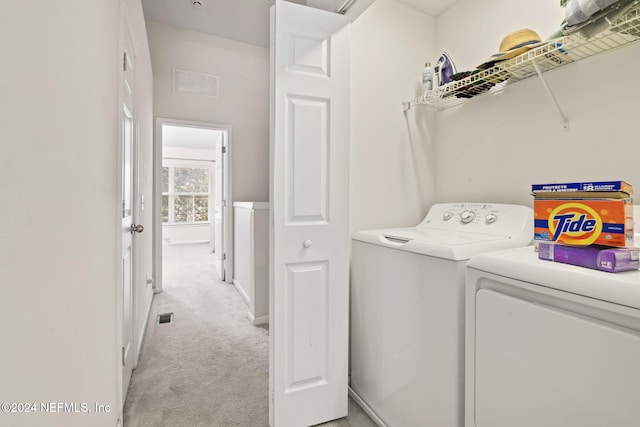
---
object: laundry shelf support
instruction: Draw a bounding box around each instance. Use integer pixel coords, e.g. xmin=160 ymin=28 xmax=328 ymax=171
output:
xmin=531 ymin=58 xmax=569 ymax=131
xmin=402 ymin=95 xmax=425 ymax=112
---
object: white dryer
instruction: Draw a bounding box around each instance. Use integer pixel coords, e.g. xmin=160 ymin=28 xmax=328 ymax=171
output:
xmin=349 ymin=203 xmax=533 ymax=427
xmin=465 ymin=246 xmax=640 ymax=427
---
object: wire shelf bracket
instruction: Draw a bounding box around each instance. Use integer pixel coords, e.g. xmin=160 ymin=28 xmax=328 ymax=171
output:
xmin=531 ymin=58 xmax=569 ymax=131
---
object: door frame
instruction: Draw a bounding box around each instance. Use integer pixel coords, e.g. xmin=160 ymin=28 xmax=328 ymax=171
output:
xmin=153 ymin=117 xmax=233 ymax=292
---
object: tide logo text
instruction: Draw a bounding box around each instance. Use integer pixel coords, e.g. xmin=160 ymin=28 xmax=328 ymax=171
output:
xmin=551 ymin=213 xmax=597 ymax=241
xmin=547 ymin=203 xmax=603 ymax=245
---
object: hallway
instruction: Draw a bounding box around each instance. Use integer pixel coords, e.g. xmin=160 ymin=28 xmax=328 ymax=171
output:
xmin=124 ymin=243 xmax=268 ymax=426
xmin=124 ymin=243 xmax=375 ymax=426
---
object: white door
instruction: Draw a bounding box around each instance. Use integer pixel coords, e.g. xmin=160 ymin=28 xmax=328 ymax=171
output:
xmin=270 ymin=1 xmax=350 ymax=426
xmin=120 ymin=21 xmax=136 ymax=403
xmin=214 ymin=133 xmax=225 ymax=281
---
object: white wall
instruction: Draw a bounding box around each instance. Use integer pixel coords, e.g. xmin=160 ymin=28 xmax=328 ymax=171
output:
xmin=146 ymin=20 xmax=270 ymax=203
xmin=0 ymin=0 xmax=153 ymax=426
xmin=163 ymin=224 xmax=210 ymax=245
xmin=350 ymin=0 xmax=438 ymax=233
xmin=434 ymin=0 xmax=640 ymax=206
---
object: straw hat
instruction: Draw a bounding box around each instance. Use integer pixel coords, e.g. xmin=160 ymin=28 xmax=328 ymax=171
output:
xmin=477 ymin=29 xmax=544 ymax=69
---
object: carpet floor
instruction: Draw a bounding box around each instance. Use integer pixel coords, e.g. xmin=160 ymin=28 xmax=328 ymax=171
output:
xmin=123 ymin=243 xmax=376 ymax=427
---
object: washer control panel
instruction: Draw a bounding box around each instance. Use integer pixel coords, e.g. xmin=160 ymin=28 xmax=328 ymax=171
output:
xmin=437 ymin=204 xmax=501 ymax=225
xmin=422 ymin=203 xmax=533 ymax=236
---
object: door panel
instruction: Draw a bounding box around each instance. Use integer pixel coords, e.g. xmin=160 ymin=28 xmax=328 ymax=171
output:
xmin=271 ymin=1 xmax=350 ymax=426
xmin=285 ymin=261 xmax=329 ymax=391
xmin=286 ymin=96 xmax=329 ymax=224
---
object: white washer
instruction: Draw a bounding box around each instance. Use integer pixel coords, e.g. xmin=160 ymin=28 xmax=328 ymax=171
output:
xmin=465 ymin=246 xmax=640 ymax=427
xmin=349 ymin=203 xmax=533 ymax=427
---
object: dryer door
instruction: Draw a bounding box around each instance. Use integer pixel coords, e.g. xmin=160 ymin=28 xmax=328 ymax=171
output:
xmin=473 ymin=289 xmax=640 ymax=427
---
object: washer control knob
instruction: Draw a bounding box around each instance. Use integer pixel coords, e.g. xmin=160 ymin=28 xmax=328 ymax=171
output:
xmin=443 ymin=211 xmax=453 ymax=221
xmin=485 ymin=213 xmax=498 ymax=224
xmin=460 ymin=210 xmax=475 ymax=224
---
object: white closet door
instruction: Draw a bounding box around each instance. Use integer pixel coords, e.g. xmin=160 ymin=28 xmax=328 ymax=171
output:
xmin=270 ymin=1 xmax=350 ymax=426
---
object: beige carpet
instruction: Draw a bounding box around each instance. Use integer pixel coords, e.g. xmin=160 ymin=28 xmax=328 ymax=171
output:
xmin=123 ymin=243 xmax=376 ymax=427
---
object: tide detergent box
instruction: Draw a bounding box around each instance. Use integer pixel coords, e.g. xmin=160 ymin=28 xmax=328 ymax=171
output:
xmin=534 ymin=199 xmax=634 ymax=247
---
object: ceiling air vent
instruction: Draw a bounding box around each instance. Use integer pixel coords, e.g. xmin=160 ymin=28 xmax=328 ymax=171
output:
xmin=173 ymin=69 xmax=219 ymax=98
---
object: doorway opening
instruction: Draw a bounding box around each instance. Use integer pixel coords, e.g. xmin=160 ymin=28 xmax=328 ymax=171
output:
xmin=154 ymin=118 xmax=233 ymax=293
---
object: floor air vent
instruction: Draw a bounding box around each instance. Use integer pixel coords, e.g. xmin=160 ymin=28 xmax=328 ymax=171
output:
xmin=158 ymin=313 xmax=174 ymax=324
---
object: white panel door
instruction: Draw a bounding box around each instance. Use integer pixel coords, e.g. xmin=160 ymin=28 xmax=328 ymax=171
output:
xmin=120 ymin=19 xmax=136 ymax=403
xmin=270 ymin=1 xmax=350 ymax=426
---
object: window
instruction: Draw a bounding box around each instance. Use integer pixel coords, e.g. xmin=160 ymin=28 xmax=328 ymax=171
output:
xmin=162 ymin=165 xmax=211 ymax=223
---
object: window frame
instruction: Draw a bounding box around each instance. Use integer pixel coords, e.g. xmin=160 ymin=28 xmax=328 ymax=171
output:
xmin=161 ymin=159 xmax=213 ymax=225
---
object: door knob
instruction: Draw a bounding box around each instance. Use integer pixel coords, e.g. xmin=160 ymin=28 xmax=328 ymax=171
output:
xmin=303 ymin=240 xmax=313 ymax=248
xmin=131 ymin=224 xmax=144 ymax=234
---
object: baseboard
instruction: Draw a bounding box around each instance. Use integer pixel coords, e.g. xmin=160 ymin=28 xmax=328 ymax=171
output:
xmin=232 ymin=279 xmax=250 ymax=306
xmin=134 ymin=290 xmax=154 ymax=369
xmin=248 ymin=312 xmax=269 ymax=325
xmin=348 ymin=386 xmax=387 ymax=427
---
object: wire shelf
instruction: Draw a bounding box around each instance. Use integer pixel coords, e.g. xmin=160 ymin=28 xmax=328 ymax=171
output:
xmin=403 ymin=6 xmax=640 ymax=111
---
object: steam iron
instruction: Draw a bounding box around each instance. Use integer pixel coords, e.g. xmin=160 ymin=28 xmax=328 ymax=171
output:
xmin=435 ymin=52 xmax=457 ymax=85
